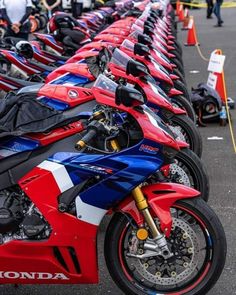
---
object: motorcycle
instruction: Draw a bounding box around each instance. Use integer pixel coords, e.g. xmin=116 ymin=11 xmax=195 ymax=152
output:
xmin=0 ymin=74 xmax=226 ymax=295
xmin=0 ymin=77 xmax=209 ymax=201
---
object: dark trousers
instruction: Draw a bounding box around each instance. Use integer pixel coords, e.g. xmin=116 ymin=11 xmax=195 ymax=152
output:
xmin=206 ymin=0 xmax=214 ymax=17
xmin=213 ymin=0 xmax=223 ymax=23
xmin=71 ymin=1 xmax=83 ymax=18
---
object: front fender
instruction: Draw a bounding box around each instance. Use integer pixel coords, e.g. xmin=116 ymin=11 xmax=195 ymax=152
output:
xmin=117 ymin=183 xmax=200 ymax=237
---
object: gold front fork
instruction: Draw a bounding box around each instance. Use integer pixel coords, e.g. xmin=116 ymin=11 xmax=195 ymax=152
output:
xmin=132 ymin=187 xmax=161 ymax=239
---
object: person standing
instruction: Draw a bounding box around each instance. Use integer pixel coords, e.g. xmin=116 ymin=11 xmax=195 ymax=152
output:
xmin=71 ymin=0 xmax=84 ymax=18
xmin=213 ymin=0 xmax=224 ymax=26
xmin=0 ymin=0 xmax=32 ymax=40
xmin=42 ymin=0 xmax=62 ymax=18
xmin=206 ymin=0 xmax=214 ymax=18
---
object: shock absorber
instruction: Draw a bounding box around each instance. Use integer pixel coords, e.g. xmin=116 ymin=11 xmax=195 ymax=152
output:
xmin=132 ymin=186 xmax=173 ymax=259
xmin=132 ymin=187 xmax=160 ymax=239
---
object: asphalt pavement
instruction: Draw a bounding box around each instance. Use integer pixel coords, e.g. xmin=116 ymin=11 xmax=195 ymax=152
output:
xmin=0 ymin=6 xmax=236 ymax=295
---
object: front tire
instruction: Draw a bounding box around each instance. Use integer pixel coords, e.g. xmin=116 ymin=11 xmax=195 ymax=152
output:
xmin=174 ymin=148 xmax=210 ymax=201
xmin=105 ymin=198 xmax=227 ymax=295
xmin=171 ymin=95 xmax=196 ymax=122
xmin=169 ymin=114 xmax=202 ymax=158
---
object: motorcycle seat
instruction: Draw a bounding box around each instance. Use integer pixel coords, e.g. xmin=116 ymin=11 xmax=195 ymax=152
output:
xmin=29 ymin=61 xmax=56 ymax=72
xmin=42 ymin=51 xmax=70 ymax=61
xmin=0 ymin=74 xmax=39 ymax=87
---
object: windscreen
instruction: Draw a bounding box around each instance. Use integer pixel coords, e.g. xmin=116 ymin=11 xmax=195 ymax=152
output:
xmin=121 ymin=39 xmax=134 ymax=51
xmin=110 ymin=48 xmax=131 ymax=70
xmin=93 ymin=74 xmax=117 ymax=93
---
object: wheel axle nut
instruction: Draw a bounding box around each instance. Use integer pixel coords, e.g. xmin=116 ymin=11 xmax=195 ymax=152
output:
xmin=136 ymin=228 xmax=149 ymax=240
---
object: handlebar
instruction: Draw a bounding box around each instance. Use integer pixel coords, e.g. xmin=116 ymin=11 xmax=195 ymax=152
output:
xmin=75 ymin=128 xmax=98 ymax=150
xmin=75 ymin=119 xmax=107 ymax=150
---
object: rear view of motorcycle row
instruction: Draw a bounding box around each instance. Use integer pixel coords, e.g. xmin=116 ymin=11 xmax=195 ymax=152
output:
xmin=0 ymin=0 xmax=227 ymax=294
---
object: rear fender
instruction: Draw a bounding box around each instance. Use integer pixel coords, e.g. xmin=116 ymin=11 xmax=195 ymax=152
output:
xmin=117 ymin=183 xmax=199 ymax=237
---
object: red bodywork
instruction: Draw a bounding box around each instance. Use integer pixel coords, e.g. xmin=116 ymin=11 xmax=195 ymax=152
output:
xmin=0 ymin=6 xmax=199 ymax=287
xmin=66 ymin=51 xmax=99 ymax=64
xmin=38 ymin=84 xmax=94 ymax=107
xmin=0 ymin=84 xmax=198 ymax=284
xmin=34 ymin=33 xmax=64 ymax=54
xmin=46 ymin=63 xmax=94 ymax=83
xmin=109 ymin=61 xmax=185 ymax=115
xmin=119 ymin=45 xmax=174 ymax=86
xmin=0 ymin=49 xmax=44 ymax=75
xmin=76 ymin=41 xmax=116 ymax=54
xmin=26 ymin=120 xmax=85 ymax=146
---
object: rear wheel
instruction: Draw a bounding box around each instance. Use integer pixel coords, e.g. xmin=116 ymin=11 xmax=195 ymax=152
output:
xmin=105 ymin=198 xmax=227 ymax=295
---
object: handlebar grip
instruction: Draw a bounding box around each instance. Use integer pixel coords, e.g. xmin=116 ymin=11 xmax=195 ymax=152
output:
xmin=75 ymin=128 xmax=97 ymax=150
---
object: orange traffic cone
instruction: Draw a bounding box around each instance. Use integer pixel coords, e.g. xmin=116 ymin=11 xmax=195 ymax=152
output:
xmin=213 ymin=50 xmax=227 ymax=103
xmin=215 ymin=72 xmax=227 ymax=102
xmin=176 ymin=0 xmax=180 ymax=16
xmin=181 ymin=8 xmax=189 ymax=30
xmin=178 ymin=4 xmax=185 ymax=22
xmin=185 ymin=16 xmax=200 ymax=46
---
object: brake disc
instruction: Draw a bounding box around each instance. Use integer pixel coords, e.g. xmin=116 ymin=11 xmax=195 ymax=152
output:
xmin=128 ymin=217 xmax=199 ymax=286
xmin=168 ymin=125 xmax=186 ymax=142
xmin=169 ymin=163 xmax=191 ymax=187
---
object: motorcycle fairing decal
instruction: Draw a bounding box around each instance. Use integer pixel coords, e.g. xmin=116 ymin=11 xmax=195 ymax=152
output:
xmin=38 ymin=159 xmax=108 ymax=225
xmin=7 ymin=52 xmax=42 ymax=75
xmin=38 ymin=160 xmax=74 ymax=193
xmin=49 ymin=73 xmax=90 ymax=86
xmin=0 ymin=271 xmax=69 ymax=280
xmin=47 ymin=140 xmax=163 ymax=210
xmin=36 ymin=34 xmax=63 ymax=51
xmin=75 ymin=196 xmax=107 ymax=226
xmin=31 ymin=45 xmax=55 ymax=63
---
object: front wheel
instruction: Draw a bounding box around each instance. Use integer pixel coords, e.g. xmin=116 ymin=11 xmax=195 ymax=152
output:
xmin=105 ymin=198 xmax=227 ymax=295
xmin=171 ymin=95 xmax=196 ymax=122
xmin=168 ymin=114 xmax=202 ymax=158
xmin=173 ymin=148 xmax=210 ymax=201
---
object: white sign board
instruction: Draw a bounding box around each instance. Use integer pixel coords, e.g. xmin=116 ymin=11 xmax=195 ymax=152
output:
xmin=188 ymin=18 xmax=193 ymax=29
xmin=208 ymin=51 xmax=225 ymax=73
xmin=207 ymin=72 xmax=218 ymax=89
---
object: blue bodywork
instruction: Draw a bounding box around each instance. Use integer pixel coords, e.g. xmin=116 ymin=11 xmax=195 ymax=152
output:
xmin=0 ymin=137 xmax=40 ymax=158
xmin=48 ymin=138 xmax=164 ymax=209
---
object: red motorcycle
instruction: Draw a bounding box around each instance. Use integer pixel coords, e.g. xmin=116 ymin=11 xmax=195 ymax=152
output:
xmin=0 ymin=74 xmax=226 ymax=295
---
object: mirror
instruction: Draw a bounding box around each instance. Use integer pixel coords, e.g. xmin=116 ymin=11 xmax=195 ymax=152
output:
xmin=147 ymin=16 xmax=156 ymax=24
xmin=134 ymin=43 xmax=150 ymax=57
xmin=115 ymin=85 xmax=146 ymax=107
xmin=144 ymin=20 xmax=155 ymax=29
xmin=143 ymin=25 xmax=154 ymax=37
xmin=126 ymin=59 xmax=149 ymax=77
xmin=151 ymin=9 xmax=162 ymax=17
xmin=137 ymin=34 xmax=152 ymax=46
